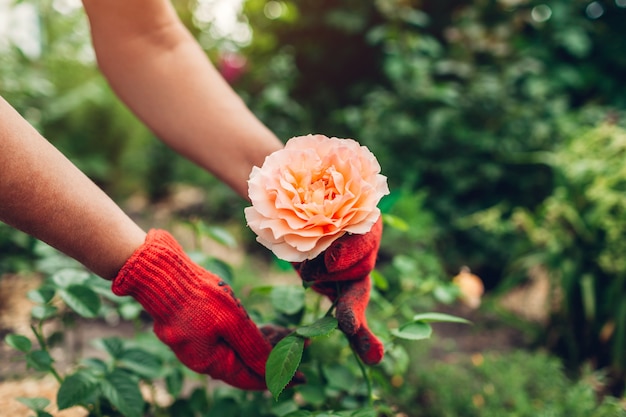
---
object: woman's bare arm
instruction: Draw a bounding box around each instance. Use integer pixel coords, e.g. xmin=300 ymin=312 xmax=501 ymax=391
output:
xmin=0 ymin=0 xmax=283 ymax=278
xmin=0 ymin=97 xmax=146 ymax=279
xmin=81 ymin=0 xmax=283 ymax=198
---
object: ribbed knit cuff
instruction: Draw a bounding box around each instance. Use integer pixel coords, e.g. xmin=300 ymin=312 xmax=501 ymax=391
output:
xmin=112 ymin=229 xmax=205 ymax=322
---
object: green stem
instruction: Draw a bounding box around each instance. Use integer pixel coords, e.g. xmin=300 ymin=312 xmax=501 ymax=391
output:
xmin=351 ymin=345 xmax=374 ymax=407
xmin=30 ymin=323 xmax=63 ymax=383
xmin=92 ymin=398 xmax=103 ymax=417
xmin=327 ymin=284 xmax=373 ymax=403
xmin=324 ymin=296 xmax=340 ymax=318
xmin=31 ymin=323 xmax=46 ymax=351
xmin=194 ymin=224 xmax=203 ymax=250
xmin=48 ymin=363 xmax=63 ymax=383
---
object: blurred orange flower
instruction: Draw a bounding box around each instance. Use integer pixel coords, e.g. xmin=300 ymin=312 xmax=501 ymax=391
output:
xmin=245 ymin=134 xmax=389 ymax=262
xmin=453 ymin=266 xmax=485 ymax=309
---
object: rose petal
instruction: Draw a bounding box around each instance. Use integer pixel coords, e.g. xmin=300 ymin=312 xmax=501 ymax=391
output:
xmin=246 ymin=135 xmax=389 ymax=261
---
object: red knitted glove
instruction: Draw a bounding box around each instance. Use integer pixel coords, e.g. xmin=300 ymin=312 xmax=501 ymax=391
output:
xmin=292 ymin=217 xmax=384 ymax=365
xmin=112 ymin=229 xmax=284 ymax=390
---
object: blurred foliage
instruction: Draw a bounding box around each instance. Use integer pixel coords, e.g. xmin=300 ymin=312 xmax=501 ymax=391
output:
xmin=0 ymin=0 xmax=154 ymax=196
xmin=0 ymin=226 xmax=39 ymax=274
xmin=465 ymin=122 xmax=626 ymax=391
xmin=235 ymin=0 xmax=626 ymax=389
xmin=238 ymin=0 xmax=626 ymax=288
xmin=401 ymin=349 xmax=626 ymax=417
xmin=240 ymin=0 xmax=386 ymax=138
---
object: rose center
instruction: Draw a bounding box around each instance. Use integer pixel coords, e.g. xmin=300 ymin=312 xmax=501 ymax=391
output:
xmin=293 ymin=167 xmax=342 ymax=215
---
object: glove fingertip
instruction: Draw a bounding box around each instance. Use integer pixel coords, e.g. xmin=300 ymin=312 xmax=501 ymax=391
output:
xmin=350 ymin=327 xmax=384 ymax=365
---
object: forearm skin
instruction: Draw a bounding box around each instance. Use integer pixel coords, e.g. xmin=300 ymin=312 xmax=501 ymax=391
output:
xmin=0 ymin=97 xmax=146 ymax=279
xmin=82 ymin=0 xmax=283 ymax=198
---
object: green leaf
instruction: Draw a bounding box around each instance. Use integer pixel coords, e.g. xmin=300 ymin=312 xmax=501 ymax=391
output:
xmin=51 ymin=268 xmax=90 ymax=288
xmin=273 ymin=257 xmax=294 ymax=271
xmin=117 ymin=348 xmax=163 ymax=379
xmin=580 ymin=273 xmax=596 ymax=322
xmin=84 ymin=275 xmax=119 ymax=302
xmin=433 ymin=285 xmax=458 ymax=304
xmin=351 ymin=407 xmax=378 ymax=417
xmin=58 ymin=285 xmax=101 ymax=318
xmin=5 ymin=334 xmax=32 ymax=352
xmin=27 ymin=350 xmax=54 ymax=372
xmin=168 ymin=399 xmax=195 ymax=416
xmin=296 ymin=316 xmax=338 ymax=338
xmin=188 ymin=387 xmax=210 ymax=413
xmin=322 ymin=365 xmax=357 ymax=390
xmin=370 ymin=269 xmax=389 ymax=291
xmin=31 ymin=305 xmax=58 ymax=321
xmin=270 ymin=286 xmax=305 ymax=315
xmin=118 ymin=301 xmax=143 ymax=321
xmin=391 ymin=322 xmax=433 ymax=341
xmin=27 ymin=287 xmax=55 ymax=304
xmin=412 ymin=312 xmax=471 ymax=324
xmin=283 ymin=411 xmax=312 ymax=417
xmin=201 ymin=258 xmax=234 ymax=284
xmin=165 ymin=368 xmax=184 ymax=398
xmin=382 ymin=213 xmax=410 ymax=231
xmin=101 ymin=369 xmax=145 ymax=417
xmin=266 ymin=334 xmax=305 ymax=400
xmin=95 ymin=337 xmax=125 ymax=359
xmin=16 ymin=397 xmax=50 ymax=411
xmin=203 ymin=225 xmax=237 ymax=248
xmin=46 ymin=331 xmax=64 ymax=348
xmin=248 ymin=285 xmax=274 ymax=296
xmin=57 ymin=371 xmax=98 ymax=410
xmin=80 ymin=357 xmax=108 ymax=374
xmin=270 ymin=399 xmax=299 ymax=416
xmin=297 ymin=384 xmax=326 ymax=407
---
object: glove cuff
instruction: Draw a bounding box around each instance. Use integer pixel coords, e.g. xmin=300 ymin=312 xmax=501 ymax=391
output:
xmin=112 ymin=229 xmax=207 ymax=322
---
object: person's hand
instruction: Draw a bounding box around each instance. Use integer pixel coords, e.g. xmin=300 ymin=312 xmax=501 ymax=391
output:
xmin=112 ymin=229 xmax=294 ymax=390
xmin=291 ymin=217 xmax=384 ymax=365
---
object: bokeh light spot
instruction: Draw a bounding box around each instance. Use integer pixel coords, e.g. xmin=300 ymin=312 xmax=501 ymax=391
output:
xmin=264 ymin=1 xmax=284 ymax=20
xmin=531 ymin=4 xmax=552 ymax=22
xmin=586 ymin=1 xmax=604 ymax=19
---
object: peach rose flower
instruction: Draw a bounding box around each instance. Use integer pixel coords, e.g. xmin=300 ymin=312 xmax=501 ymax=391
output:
xmin=244 ymin=134 xmax=390 ymax=262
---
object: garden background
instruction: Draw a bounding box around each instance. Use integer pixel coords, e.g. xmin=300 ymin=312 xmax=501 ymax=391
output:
xmin=2 ymin=0 xmax=626 ymax=416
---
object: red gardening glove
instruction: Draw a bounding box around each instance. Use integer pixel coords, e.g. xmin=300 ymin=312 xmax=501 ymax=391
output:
xmin=292 ymin=217 xmax=384 ymax=365
xmin=112 ymin=229 xmax=296 ymax=390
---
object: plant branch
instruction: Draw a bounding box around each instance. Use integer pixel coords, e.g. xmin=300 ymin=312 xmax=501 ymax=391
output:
xmin=324 ymin=295 xmax=340 ymax=318
xmin=30 ymin=323 xmax=63 ymax=383
xmin=351 ymin=343 xmax=374 ymax=406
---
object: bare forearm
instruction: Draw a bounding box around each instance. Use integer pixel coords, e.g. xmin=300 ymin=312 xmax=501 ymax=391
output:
xmin=82 ymin=0 xmax=283 ymax=198
xmin=0 ymin=97 xmax=146 ymax=279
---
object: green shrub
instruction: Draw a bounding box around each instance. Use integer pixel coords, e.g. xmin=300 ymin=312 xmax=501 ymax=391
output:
xmin=240 ymin=0 xmax=626 ymax=291
xmin=403 ymin=349 xmax=626 ymax=417
xmin=465 ymin=121 xmax=626 ymax=387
